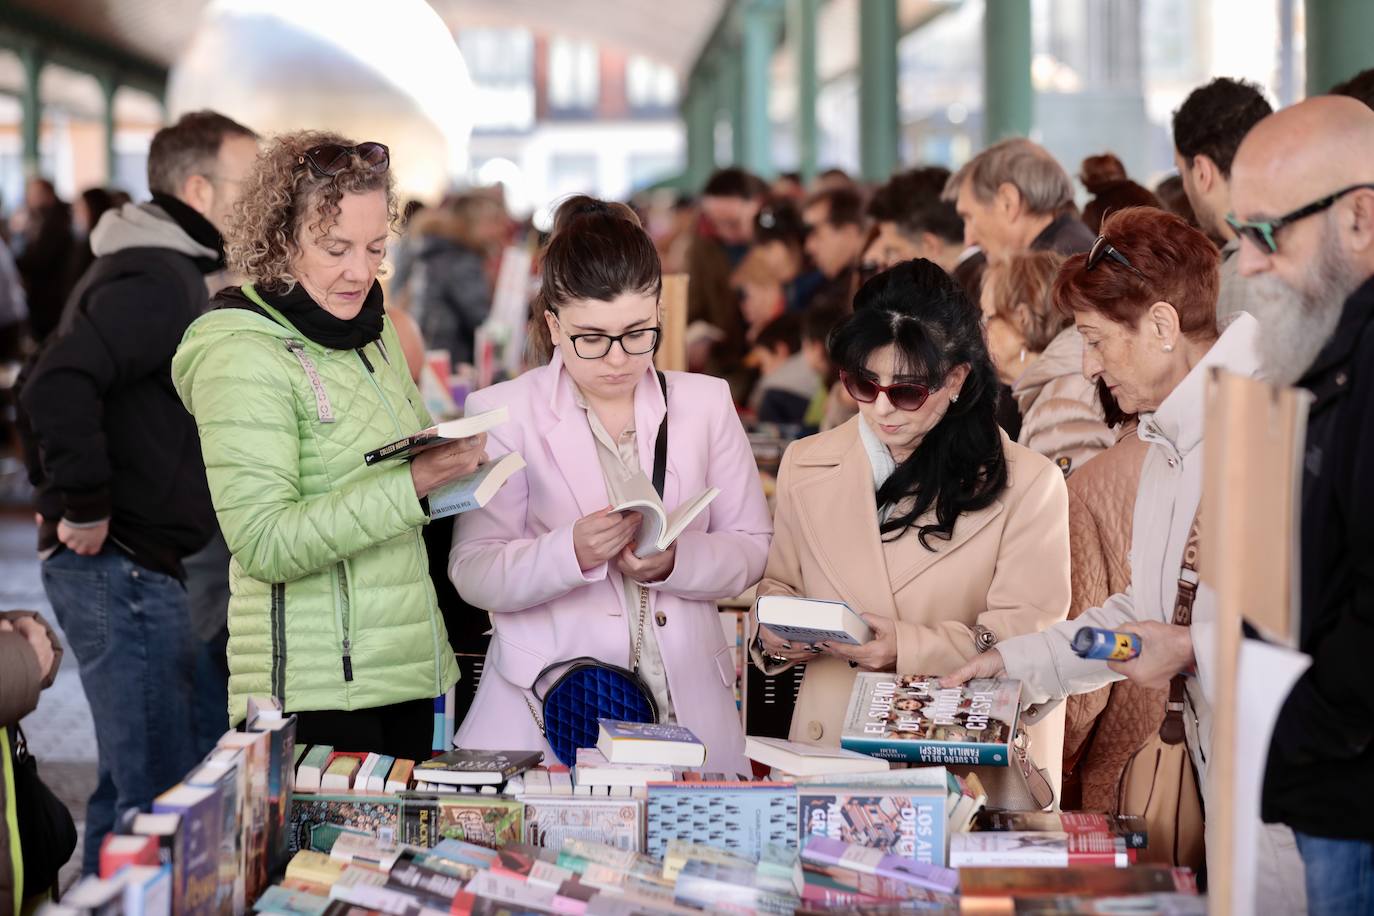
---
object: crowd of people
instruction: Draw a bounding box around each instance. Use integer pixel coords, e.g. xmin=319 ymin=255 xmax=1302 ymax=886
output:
xmin=2 ymin=64 xmax=1373 ymax=914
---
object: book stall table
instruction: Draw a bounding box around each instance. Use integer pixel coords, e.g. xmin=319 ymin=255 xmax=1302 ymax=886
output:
xmin=54 ymin=695 xmax=1206 ymax=916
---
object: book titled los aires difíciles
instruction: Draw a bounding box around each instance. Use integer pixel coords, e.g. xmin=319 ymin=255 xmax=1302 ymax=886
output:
xmin=840 ymin=673 xmax=1021 ymax=766
xmin=363 ymin=406 xmax=508 ymax=465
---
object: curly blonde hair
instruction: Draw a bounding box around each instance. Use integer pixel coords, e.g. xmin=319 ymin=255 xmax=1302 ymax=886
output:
xmin=226 ymin=130 xmax=398 ymax=292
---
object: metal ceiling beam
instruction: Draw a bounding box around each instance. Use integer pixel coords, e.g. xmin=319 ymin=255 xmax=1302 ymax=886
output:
xmin=0 ymin=3 xmax=168 ymax=99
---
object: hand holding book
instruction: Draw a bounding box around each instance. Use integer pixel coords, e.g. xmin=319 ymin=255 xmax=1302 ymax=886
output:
xmin=614 ymin=537 xmax=676 ymax=584
xmin=409 ymin=434 xmax=488 ymax=499
xmin=818 ymin=613 xmax=897 ymax=671
xmin=572 ymin=507 xmax=641 ymax=571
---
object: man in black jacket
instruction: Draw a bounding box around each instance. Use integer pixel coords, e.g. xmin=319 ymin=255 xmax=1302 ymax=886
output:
xmin=1232 ymin=95 xmax=1374 ymax=913
xmin=18 ymin=110 xmax=258 ymax=875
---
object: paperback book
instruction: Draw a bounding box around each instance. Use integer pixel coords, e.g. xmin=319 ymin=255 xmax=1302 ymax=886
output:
xmin=415 ymin=749 xmax=543 ymax=786
xmin=797 ymin=786 xmax=947 ymax=867
xmin=363 ymin=406 xmax=508 ymax=465
xmin=645 ymin=782 xmax=799 ymax=860
xmin=754 ymin=595 xmax=873 ymax=646
xmin=597 ymin=720 xmax=706 ymax=767
xmin=426 ymin=453 xmax=527 ymax=520
xmin=287 ymin=794 xmax=402 ymax=854
xmin=949 ymin=831 xmax=1137 ymax=868
xmin=611 ymin=468 xmax=719 ymax=558
xmin=521 ymin=797 xmax=645 ymax=852
xmin=400 ymin=795 xmax=524 ymax=849
xmin=840 ymin=673 xmax=1021 ymax=766
xmin=973 ymin=810 xmax=1149 ymax=849
xmin=743 ymin=736 xmax=890 ymax=778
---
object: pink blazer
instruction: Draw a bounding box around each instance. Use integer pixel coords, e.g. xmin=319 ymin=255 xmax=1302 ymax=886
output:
xmin=450 ymin=352 xmax=772 ymax=772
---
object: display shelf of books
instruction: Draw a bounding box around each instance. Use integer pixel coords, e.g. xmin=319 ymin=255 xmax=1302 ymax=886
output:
xmin=47 ymin=679 xmax=1208 ymax=916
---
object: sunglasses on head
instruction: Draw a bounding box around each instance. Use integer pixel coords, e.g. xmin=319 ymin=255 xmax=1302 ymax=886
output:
xmin=1086 ymin=234 xmax=1150 ymax=282
xmin=1226 ymin=183 xmax=1374 ymax=255
xmin=297 ymin=142 xmax=390 ymax=178
xmin=840 ymin=370 xmax=934 ymax=411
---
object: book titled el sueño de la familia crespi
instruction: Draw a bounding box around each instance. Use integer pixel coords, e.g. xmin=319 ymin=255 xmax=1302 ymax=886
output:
xmin=840 ymin=673 xmax=1021 ymax=766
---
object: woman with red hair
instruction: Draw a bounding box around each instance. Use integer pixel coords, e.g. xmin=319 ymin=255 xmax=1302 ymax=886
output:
xmin=946 ymin=206 xmax=1305 ymax=909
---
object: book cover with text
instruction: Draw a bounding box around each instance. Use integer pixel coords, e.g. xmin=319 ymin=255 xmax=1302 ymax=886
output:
xmin=840 ymin=673 xmax=1020 ymax=766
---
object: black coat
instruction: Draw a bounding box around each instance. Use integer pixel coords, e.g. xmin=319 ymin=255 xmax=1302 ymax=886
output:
xmin=18 ymin=245 xmax=218 ymax=578
xmin=1262 ymin=274 xmax=1374 ymax=839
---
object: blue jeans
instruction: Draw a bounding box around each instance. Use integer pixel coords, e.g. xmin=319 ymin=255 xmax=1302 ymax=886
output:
xmin=41 ymin=547 xmax=201 ymax=876
xmin=1295 ymin=831 xmax=1374 ymax=916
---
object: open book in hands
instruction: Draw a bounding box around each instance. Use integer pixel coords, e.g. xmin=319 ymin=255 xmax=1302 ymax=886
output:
xmin=363 ymin=406 xmax=509 ymax=465
xmin=613 ymin=468 xmax=719 ymax=558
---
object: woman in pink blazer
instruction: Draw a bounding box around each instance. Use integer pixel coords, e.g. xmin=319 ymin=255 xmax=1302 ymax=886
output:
xmin=450 ymin=197 xmax=772 ymax=773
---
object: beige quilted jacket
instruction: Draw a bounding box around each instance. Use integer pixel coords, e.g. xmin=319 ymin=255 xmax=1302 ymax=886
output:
xmin=1014 ymin=328 xmax=1115 ymax=476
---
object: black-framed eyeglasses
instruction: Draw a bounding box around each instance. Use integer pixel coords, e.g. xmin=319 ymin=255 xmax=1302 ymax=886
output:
xmin=297 ymin=142 xmax=390 ymax=178
xmin=1086 ymin=234 xmax=1149 ymax=282
xmin=564 ymin=325 xmax=662 ymax=360
xmin=1226 ymin=183 xmax=1374 ymax=255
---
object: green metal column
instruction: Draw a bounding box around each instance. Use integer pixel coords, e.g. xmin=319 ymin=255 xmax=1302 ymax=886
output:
xmin=719 ymin=51 xmax=743 ymax=166
xmin=859 ymin=0 xmax=899 ymax=182
xmin=19 ymin=45 xmax=44 ymax=179
xmin=1305 ymin=0 xmax=1374 ymax=94
xmin=683 ymin=77 xmax=716 ymax=191
xmin=790 ymin=0 xmax=819 ymax=184
xmin=983 ymin=0 xmax=1033 ymax=143
xmin=739 ymin=0 xmax=778 ymax=178
xmin=100 ymin=74 xmax=119 ymax=184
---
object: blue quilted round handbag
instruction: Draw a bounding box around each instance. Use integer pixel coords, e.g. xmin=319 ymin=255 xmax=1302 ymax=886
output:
xmin=529 ymin=655 xmax=659 ymax=766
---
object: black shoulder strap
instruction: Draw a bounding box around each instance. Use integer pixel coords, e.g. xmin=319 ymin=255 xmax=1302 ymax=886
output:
xmin=652 ymin=370 xmax=668 ymax=498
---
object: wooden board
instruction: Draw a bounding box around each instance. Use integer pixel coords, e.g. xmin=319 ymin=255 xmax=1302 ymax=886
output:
xmin=1199 ymin=368 xmax=1311 ymax=916
xmin=655 ymin=273 xmax=689 ymax=372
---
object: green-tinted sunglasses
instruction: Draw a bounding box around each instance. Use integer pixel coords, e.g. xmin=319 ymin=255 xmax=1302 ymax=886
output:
xmin=1227 ymin=183 xmax=1374 ymax=254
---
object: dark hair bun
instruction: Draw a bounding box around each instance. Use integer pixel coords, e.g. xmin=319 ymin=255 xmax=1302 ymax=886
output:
xmin=1079 ymin=153 xmax=1128 ymax=195
xmin=552 ymin=194 xmax=641 ymax=236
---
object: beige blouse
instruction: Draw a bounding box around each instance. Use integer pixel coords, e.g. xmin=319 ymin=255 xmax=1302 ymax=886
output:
xmin=572 ymin=388 xmax=677 ymax=723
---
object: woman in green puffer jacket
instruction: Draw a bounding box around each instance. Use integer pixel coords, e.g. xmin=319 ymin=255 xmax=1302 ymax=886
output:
xmin=172 ymin=132 xmax=478 ymax=760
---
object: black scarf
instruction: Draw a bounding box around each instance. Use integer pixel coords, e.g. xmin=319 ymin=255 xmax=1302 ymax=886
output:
xmin=151 ymin=192 xmax=225 ymax=273
xmin=255 ymin=280 xmax=386 ymax=351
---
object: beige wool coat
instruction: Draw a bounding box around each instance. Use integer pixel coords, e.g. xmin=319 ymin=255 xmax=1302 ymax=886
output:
xmin=751 ymin=416 xmax=1072 ymax=789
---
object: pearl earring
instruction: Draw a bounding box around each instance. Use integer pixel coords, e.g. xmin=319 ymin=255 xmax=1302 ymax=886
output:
xmin=950 ymin=393 xmax=960 ymax=403
xmin=1163 ymin=343 xmax=1174 ymax=353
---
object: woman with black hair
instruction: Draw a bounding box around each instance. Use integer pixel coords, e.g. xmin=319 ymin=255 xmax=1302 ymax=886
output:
xmin=751 ymin=259 xmax=1071 ymax=785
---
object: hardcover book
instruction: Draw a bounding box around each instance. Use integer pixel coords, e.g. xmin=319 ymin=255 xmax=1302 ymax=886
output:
xmin=415 ymin=748 xmax=543 ymax=786
xmin=644 ymin=782 xmax=798 ymax=860
xmin=797 ymin=786 xmax=947 ymax=868
xmin=840 ymin=673 xmax=1021 ymax=766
